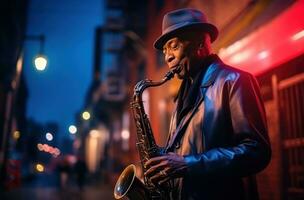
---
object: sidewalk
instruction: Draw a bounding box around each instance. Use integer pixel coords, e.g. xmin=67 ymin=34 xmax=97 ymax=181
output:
xmin=0 ymin=184 xmax=114 ymax=200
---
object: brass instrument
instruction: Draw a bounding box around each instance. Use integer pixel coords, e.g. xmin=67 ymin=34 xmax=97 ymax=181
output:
xmin=114 ymin=68 xmax=178 ymax=200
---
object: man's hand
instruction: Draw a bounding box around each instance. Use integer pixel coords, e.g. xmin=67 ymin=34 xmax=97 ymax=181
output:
xmin=144 ymin=152 xmax=187 ymax=185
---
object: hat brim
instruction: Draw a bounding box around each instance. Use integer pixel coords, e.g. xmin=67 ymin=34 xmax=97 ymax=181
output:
xmin=153 ymin=22 xmax=218 ymax=50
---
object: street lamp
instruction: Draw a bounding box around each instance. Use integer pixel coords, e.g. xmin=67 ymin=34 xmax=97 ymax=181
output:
xmin=0 ymin=34 xmax=49 ymax=185
xmin=34 ymin=55 xmax=47 ymax=71
xmin=25 ymin=35 xmax=48 ymax=71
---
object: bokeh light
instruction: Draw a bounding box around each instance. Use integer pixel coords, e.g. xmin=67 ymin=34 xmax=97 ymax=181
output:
xmin=13 ymin=131 xmax=20 ymax=140
xmin=69 ymin=125 xmax=77 ymax=134
xmin=45 ymin=132 xmax=53 ymax=141
xmin=82 ymin=111 xmax=91 ymax=120
xmin=37 ymin=143 xmax=43 ymax=151
xmin=121 ymin=129 xmax=130 ymax=140
xmin=36 ymin=163 xmax=44 ymax=172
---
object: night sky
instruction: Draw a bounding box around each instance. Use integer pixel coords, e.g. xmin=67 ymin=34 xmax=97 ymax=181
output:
xmin=24 ymin=0 xmax=104 ymax=137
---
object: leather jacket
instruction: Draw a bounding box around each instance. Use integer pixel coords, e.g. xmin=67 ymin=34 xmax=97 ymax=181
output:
xmin=165 ymin=57 xmax=271 ymax=200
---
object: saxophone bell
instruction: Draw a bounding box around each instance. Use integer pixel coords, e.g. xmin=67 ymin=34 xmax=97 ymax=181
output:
xmin=114 ymin=164 xmax=149 ymax=200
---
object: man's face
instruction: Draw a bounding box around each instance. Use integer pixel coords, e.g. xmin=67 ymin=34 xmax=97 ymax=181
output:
xmin=162 ymin=37 xmax=195 ymax=79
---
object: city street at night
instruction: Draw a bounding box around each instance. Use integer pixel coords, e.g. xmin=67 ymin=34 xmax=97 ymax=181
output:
xmin=1 ymin=0 xmax=304 ymax=199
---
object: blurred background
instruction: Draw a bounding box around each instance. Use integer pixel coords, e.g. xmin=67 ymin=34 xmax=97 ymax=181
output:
xmin=0 ymin=0 xmax=303 ymax=199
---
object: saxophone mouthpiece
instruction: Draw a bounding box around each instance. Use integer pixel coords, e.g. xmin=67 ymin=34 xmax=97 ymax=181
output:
xmin=172 ymin=64 xmax=182 ymax=74
xmin=164 ymin=65 xmax=181 ymax=80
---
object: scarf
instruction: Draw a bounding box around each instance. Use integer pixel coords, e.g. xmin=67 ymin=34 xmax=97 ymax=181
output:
xmin=175 ymin=54 xmax=219 ymax=125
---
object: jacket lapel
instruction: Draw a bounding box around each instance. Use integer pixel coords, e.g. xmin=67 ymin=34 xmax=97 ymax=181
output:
xmin=165 ymin=62 xmax=221 ymax=152
xmin=165 ymin=107 xmax=177 ymax=147
xmin=165 ymin=91 xmax=204 ymax=151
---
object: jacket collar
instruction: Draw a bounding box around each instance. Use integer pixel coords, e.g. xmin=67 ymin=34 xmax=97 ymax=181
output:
xmin=165 ymin=56 xmax=222 ymax=151
xmin=200 ymin=56 xmax=222 ymax=88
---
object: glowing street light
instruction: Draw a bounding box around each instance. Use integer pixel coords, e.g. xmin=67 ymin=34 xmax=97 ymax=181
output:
xmin=26 ymin=35 xmax=48 ymax=71
xmin=45 ymin=132 xmax=53 ymax=141
xmin=34 ymin=55 xmax=47 ymax=71
xmin=36 ymin=163 xmax=44 ymax=172
xmin=82 ymin=111 xmax=91 ymax=120
xmin=69 ymin=125 xmax=77 ymax=134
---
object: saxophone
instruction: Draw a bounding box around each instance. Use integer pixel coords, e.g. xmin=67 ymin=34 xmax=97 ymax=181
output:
xmin=114 ymin=68 xmax=179 ymax=200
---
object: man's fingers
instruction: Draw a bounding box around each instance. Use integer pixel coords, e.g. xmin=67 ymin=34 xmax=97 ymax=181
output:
xmin=145 ymin=156 xmax=167 ymax=167
xmin=145 ymin=161 xmax=168 ymax=177
xmin=159 ymin=176 xmax=171 ymax=185
xmin=149 ymin=170 xmax=169 ymax=184
xmin=149 ymin=172 xmax=163 ymax=183
xmin=163 ymin=167 xmax=171 ymax=176
xmin=144 ymin=165 xmax=158 ymax=177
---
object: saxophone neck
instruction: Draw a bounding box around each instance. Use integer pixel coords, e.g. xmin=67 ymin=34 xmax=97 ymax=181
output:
xmin=134 ymin=68 xmax=177 ymax=96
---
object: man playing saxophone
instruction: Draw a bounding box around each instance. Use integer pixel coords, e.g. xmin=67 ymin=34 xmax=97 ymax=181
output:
xmin=144 ymin=8 xmax=271 ymax=200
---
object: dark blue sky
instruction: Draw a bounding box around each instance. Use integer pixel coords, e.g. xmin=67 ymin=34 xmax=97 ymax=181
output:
xmin=24 ymin=0 xmax=104 ymax=136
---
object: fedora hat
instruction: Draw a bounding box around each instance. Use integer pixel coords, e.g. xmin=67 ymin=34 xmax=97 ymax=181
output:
xmin=154 ymin=8 xmax=218 ymax=50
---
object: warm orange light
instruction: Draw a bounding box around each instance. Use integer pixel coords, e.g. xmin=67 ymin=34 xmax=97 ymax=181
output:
xmin=89 ymin=130 xmax=99 ymax=138
xmin=37 ymin=143 xmax=43 ymax=151
xmin=13 ymin=131 xmax=20 ymax=140
xmin=36 ymin=163 xmax=44 ymax=172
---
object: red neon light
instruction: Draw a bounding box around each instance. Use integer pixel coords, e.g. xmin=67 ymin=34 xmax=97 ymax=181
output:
xmin=219 ymin=1 xmax=304 ymax=75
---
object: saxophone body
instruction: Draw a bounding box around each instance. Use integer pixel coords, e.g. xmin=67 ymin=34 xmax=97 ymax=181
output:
xmin=114 ymin=69 xmax=177 ymax=200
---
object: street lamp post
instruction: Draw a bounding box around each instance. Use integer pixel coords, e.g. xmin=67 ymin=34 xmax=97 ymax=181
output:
xmin=25 ymin=34 xmax=48 ymax=71
xmin=0 ymin=34 xmax=48 ymax=186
